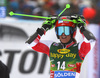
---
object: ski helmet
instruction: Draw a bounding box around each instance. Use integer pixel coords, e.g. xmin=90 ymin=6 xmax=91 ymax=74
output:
xmin=55 ymin=16 xmax=77 ymax=39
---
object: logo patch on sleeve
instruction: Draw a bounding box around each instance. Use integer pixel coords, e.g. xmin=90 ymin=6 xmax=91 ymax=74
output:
xmin=53 ymin=43 xmax=59 ymax=46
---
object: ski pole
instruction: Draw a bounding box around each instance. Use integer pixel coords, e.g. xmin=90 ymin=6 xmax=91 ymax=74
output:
xmin=58 ymin=4 xmax=70 ymax=17
xmin=9 ymin=11 xmax=51 ymax=19
xmin=9 ymin=4 xmax=70 ymax=19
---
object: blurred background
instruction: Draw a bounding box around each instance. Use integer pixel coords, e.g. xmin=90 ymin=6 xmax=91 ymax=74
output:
xmin=0 ymin=0 xmax=100 ymax=78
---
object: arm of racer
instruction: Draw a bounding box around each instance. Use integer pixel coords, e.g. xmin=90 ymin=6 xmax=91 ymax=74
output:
xmin=25 ymin=28 xmax=53 ymax=56
xmin=78 ymin=24 xmax=96 ymax=60
xmin=70 ymin=14 xmax=96 ymax=60
xmin=25 ymin=18 xmax=57 ymax=56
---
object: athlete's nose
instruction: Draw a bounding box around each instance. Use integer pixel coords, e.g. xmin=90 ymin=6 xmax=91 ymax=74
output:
xmin=62 ymin=33 xmax=66 ymax=36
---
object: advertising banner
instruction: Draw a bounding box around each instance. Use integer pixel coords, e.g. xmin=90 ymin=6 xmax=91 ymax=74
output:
xmin=87 ymin=24 xmax=100 ymax=78
xmin=0 ymin=6 xmax=6 ymax=18
xmin=0 ymin=0 xmax=7 ymax=18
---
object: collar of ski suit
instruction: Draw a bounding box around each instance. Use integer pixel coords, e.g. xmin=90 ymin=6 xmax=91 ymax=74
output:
xmin=61 ymin=41 xmax=75 ymax=48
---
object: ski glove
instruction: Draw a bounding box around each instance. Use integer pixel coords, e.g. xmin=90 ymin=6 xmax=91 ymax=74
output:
xmin=42 ymin=17 xmax=57 ymax=31
xmin=70 ymin=14 xmax=86 ymax=32
xmin=77 ymin=15 xmax=86 ymax=33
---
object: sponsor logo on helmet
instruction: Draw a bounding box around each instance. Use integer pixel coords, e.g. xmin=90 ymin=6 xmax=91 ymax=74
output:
xmin=63 ymin=21 xmax=69 ymax=23
xmin=58 ymin=20 xmax=63 ymax=23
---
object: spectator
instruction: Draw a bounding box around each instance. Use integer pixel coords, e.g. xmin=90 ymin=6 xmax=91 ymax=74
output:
xmin=0 ymin=61 xmax=10 ymax=78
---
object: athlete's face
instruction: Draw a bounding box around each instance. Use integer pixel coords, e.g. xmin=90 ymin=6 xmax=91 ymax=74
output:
xmin=59 ymin=33 xmax=71 ymax=43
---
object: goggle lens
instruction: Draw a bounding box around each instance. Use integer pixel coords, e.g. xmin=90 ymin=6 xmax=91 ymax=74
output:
xmin=56 ymin=26 xmax=71 ymax=36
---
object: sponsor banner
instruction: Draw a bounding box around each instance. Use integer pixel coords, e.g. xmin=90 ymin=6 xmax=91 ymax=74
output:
xmin=99 ymin=26 xmax=100 ymax=78
xmin=87 ymin=24 xmax=100 ymax=78
xmin=0 ymin=6 xmax=6 ymax=18
xmin=0 ymin=42 xmax=50 ymax=78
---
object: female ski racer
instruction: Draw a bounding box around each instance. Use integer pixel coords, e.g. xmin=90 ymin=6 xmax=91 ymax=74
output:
xmin=26 ymin=15 xmax=96 ymax=78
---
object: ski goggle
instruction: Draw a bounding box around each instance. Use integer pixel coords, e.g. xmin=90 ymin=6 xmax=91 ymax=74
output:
xmin=55 ymin=26 xmax=72 ymax=36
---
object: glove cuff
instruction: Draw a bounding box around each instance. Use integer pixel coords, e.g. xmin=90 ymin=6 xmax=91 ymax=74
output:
xmin=78 ymin=23 xmax=85 ymax=33
xmin=36 ymin=28 xmax=46 ymax=36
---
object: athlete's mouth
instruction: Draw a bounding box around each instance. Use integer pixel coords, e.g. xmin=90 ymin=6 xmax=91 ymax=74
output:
xmin=62 ymin=36 xmax=67 ymax=39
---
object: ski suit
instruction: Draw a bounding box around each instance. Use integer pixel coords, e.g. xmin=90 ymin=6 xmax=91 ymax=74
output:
xmin=26 ymin=27 xmax=96 ymax=78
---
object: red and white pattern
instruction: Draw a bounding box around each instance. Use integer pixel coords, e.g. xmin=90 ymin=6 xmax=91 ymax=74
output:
xmin=27 ymin=34 xmax=53 ymax=56
xmin=27 ymin=32 xmax=95 ymax=59
xmin=78 ymin=37 xmax=96 ymax=60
